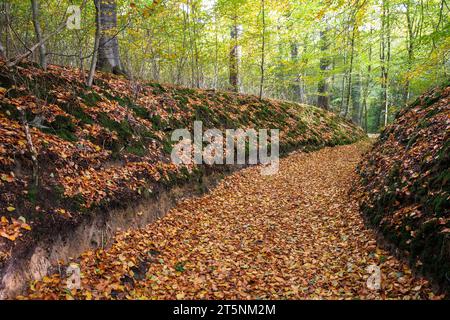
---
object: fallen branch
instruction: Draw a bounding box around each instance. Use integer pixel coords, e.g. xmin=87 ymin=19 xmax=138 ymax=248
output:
xmin=19 ymin=109 xmax=39 ymax=188
xmin=0 ymin=40 xmax=5 ymax=59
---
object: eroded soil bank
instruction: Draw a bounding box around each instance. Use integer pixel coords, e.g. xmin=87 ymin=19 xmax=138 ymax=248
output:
xmin=0 ymin=169 xmax=230 ymax=299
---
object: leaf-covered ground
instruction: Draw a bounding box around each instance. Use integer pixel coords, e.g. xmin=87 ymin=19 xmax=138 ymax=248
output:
xmin=357 ymin=83 xmax=449 ymax=293
xmin=0 ymin=60 xmax=364 ymax=266
xmin=22 ymin=141 xmax=442 ymax=300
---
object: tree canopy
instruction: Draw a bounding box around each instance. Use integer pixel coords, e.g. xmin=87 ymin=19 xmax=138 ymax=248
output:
xmin=1 ymin=0 xmax=449 ymax=132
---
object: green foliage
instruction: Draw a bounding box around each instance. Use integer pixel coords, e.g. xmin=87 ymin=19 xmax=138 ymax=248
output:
xmin=3 ymin=0 xmax=448 ymax=134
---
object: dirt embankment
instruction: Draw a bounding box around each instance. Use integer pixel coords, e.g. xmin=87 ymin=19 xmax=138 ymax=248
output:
xmin=357 ymin=83 xmax=450 ymax=294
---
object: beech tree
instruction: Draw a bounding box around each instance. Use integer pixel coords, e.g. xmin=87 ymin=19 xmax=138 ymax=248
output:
xmin=96 ymin=0 xmax=126 ymax=75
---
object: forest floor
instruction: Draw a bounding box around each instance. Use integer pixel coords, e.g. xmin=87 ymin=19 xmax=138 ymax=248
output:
xmin=24 ymin=141 xmax=442 ymax=300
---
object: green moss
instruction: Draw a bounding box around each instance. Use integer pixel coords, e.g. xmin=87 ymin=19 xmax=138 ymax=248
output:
xmin=0 ymin=103 xmax=21 ymax=120
xmin=174 ymin=87 xmax=196 ymax=96
xmin=104 ymin=92 xmax=153 ymax=120
xmin=194 ymin=104 xmax=218 ymax=126
xmin=97 ymin=113 xmax=133 ymax=141
xmin=42 ymin=115 xmax=78 ymax=142
xmin=147 ymin=82 xmax=166 ymax=94
xmin=96 ymin=112 xmax=152 ymax=157
xmin=27 ymin=185 xmax=39 ymax=203
xmin=59 ymin=103 xmax=94 ymax=125
xmin=174 ymin=94 xmax=189 ymax=109
xmin=125 ymin=144 xmax=147 ymax=157
xmin=162 ymin=139 xmax=173 ymax=155
xmin=79 ymin=91 xmax=102 ymax=106
xmin=148 ymin=114 xmax=163 ymax=130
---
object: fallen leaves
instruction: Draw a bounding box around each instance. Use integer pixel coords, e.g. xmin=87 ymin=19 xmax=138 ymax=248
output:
xmin=0 ymin=60 xmax=365 ymax=269
xmin=0 ymin=216 xmax=31 ymax=241
xmin=1 ymin=173 xmax=14 ymax=183
xmin=22 ymin=142 xmax=441 ymax=300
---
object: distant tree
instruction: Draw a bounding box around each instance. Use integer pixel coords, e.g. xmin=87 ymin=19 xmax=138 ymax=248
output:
xmin=317 ymin=29 xmax=330 ymax=110
xmin=30 ymin=0 xmax=47 ymax=70
xmin=259 ymin=0 xmax=266 ymax=99
xmin=229 ymin=21 xmax=240 ymax=92
xmin=379 ymin=0 xmax=391 ymax=128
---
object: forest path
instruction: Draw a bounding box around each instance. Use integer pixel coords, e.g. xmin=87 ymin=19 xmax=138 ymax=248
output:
xmin=27 ymin=141 xmax=435 ymax=299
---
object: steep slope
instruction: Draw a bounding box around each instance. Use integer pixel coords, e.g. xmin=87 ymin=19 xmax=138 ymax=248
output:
xmin=357 ymin=83 xmax=449 ymax=292
xmin=0 ymin=60 xmax=365 ymax=296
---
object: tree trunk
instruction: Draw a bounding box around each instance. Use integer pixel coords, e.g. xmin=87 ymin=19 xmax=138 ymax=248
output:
xmin=259 ymin=0 xmax=266 ymax=99
xmin=317 ymin=30 xmax=330 ymax=110
xmin=87 ymin=0 xmax=101 ymax=87
xmin=191 ymin=1 xmax=201 ymax=88
xmin=30 ymin=0 xmax=47 ymax=70
xmin=403 ymin=0 xmax=418 ymax=105
xmin=383 ymin=0 xmax=391 ymax=127
xmin=377 ymin=0 xmax=391 ymax=130
xmin=213 ymin=11 xmax=219 ymax=90
xmin=229 ymin=20 xmax=240 ymax=92
xmin=351 ymin=73 xmax=361 ymax=124
xmin=0 ymin=2 xmax=8 ymax=59
xmin=97 ymin=0 xmax=125 ymax=75
xmin=344 ymin=24 xmax=356 ymax=118
xmin=361 ymin=30 xmax=372 ymax=132
xmin=291 ymin=43 xmax=305 ymax=103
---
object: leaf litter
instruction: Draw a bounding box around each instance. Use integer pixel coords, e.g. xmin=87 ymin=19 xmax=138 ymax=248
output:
xmin=22 ymin=141 xmax=442 ymax=300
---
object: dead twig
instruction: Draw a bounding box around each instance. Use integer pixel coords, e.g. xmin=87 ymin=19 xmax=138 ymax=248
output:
xmin=19 ymin=109 xmax=39 ymax=188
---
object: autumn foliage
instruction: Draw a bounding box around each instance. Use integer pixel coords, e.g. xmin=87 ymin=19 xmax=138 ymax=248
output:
xmin=357 ymin=83 xmax=450 ymax=292
xmin=0 ymin=60 xmax=364 ymax=272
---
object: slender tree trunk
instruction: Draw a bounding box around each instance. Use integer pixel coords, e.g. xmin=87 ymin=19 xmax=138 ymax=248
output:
xmin=317 ymin=29 xmax=330 ymax=110
xmin=213 ymin=11 xmax=219 ymax=90
xmin=377 ymin=0 xmax=391 ymax=130
xmin=351 ymin=73 xmax=361 ymax=124
xmin=229 ymin=18 xmax=240 ymax=92
xmin=87 ymin=0 xmax=101 ymax=87
xmin=75 ymin=31 xmax=85 ymax=81
xmin=362 ymin=80 xmax=369 ymax=132
xmin=384 ymin=1 xmax=391 ymax=127
xmin=344 ymin=23 xmax=356 ymax=117
xmin=361 ymin=30 xmax=372 ymax=132
xmin=339 ymin=72 xmax=347 ymax=114
xmin=191 ymin=1 xmax=201 ymax=88
xmin=340 ymin=30 xmax=348 ymax=114
xmin=1 ymin=3 xmax=9 ymax=58
xmin=291 ymin=43 xmax=305 ymax=103
xmin=186 ymin=0 xmax=195 ymax=87
xmin=0 ymin=2 xmax=8 ymax=59
xmin=404 ymin=0 xmax=418 ymax=105
xmin=97 ymin=0 xmax=125 ymax=75
xmin=177 ymin=8 xmax=188 ymax=85
xmin=259 ymin=0 xmax=266 ymax=99
xmin=30 ymin=0 xmax=47 ymax=70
